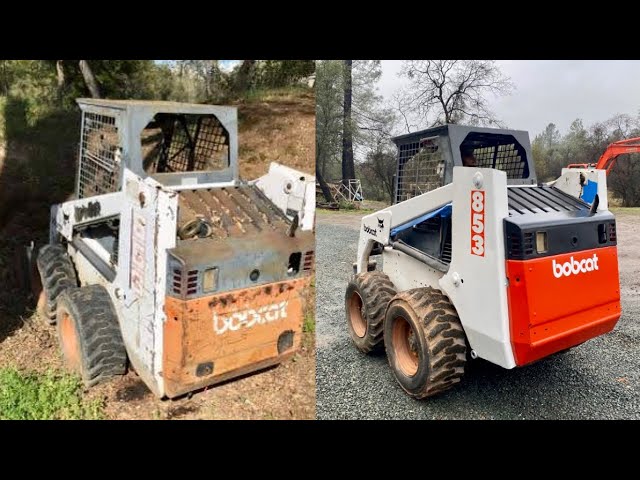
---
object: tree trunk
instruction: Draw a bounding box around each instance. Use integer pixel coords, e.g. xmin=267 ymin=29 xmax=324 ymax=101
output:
xmin=0 ymin=60 xmax=9 ymax=96
xmin=55 ymin=60 xmax=65 ymax=105
xmin=234 ymin=60 xmax=255 ymax=94
xmin=78 ymin=60 xmax=101 ymax=98
xmin=316 ymin=162 xmax=334 ymax=203
xmin=207 ymin=60 xmax=221 ymax=100
xmin=341 ymin=60 xmax=355 ymax=186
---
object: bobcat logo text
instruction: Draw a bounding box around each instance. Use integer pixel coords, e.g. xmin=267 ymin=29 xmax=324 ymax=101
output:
xmin=363 ymin=224 xmax=377 ymax=236
xmin=214 ymin=301 xmax=289 ymax=335
xmin=552 ymin=254 xmax=599 ymax=278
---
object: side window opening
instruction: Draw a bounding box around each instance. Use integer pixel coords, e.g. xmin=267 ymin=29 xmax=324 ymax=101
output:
xmin=76 ymin=216 xmax=120 ymax=267
xmin=141 ymin=113 xmax=230 ymax=175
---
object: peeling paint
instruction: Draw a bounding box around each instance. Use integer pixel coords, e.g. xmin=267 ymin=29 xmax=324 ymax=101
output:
xmin=74 ymin=201 xmax=102 ymax=222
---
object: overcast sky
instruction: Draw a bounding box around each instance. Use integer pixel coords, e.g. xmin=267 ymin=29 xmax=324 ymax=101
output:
xmin=378 ymin=60 xmax=640 ymax=138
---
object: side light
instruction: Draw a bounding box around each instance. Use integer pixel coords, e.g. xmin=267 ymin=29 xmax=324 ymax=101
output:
xmin=203 ymin=267 xmax=219 ymax=293
xmin=536 ymin=231 xmax=547 ymax=253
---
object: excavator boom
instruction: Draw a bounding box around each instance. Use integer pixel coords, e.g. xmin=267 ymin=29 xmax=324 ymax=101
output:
xmin=568 ymin=137 xmax=640 ymax=174
xmin=596 ymin=137 xmax=640 ymax=174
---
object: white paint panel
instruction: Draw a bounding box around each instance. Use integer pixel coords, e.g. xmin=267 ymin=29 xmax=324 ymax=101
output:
xmin=167 ymin=180 xmax=237 ymax=191
xmin=118 ymin=169 xmax=178 ymax=396
xmin=54 ymin=191 xmax=124 ymax=240
xmin=555 ymin=168 xmax=609 ymax=211
xmin=254 ymin=162 xmax=316 ymax=231
xmin=439 ymin=167 xmax=516 ymax=369
xmin=356 ymin=211 xmax=391 ymax=273
xmin=382 ymin=248 xmax=444 ymax=291
xmin=153 ymin=186 xmax=178 ymax=388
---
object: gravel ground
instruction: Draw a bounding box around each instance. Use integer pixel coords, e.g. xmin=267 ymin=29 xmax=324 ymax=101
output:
xmin=316 ymin=210 xmax=640 ymax=420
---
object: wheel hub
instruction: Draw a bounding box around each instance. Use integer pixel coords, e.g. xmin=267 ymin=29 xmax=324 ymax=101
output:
xmin=60 ymin=312 xmax=82 ymax=374
xmin=348 ymin=291 xmax=367 ymax=338
xmin=392 ymin=316 xmax=419 ymax=377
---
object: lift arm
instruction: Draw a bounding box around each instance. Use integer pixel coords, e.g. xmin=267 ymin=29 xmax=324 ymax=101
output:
xmin=354 ymin=183 xmax=453 ymax=273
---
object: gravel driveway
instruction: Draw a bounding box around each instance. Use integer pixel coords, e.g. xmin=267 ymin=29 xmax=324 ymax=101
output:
xmin=315 ymin=210 xmax=640 ymax=419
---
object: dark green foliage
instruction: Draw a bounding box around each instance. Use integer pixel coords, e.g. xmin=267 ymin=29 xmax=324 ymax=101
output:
xmin=0 ymin=367 xmax=103 ymax=419
xmin=532 ymin=115 xmax=640 ymax=205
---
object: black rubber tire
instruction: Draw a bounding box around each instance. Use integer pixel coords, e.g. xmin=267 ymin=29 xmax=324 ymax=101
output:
xmin=384 ymin=287 xmax=466 ymax=399
xmin=345 ymin=271 xmax=397 ymax=353
xmin=36 ymin=244 xmax=78 ymax=325
xmin=56 ymin=285 xmax=127 ymax=387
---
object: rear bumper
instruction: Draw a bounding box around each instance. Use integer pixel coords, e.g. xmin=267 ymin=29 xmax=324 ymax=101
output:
xmin=162 ymin=277 xmax=308 ymax=398
xmin=506 ymin=246 xmax=621 ymax=366
xmin=511 ymin=304 xmax=619 ymax=365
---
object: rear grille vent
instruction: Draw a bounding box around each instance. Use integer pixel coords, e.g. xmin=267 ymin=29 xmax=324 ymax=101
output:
xmin=172 ymin=268 xmax=182 ymax=295
xmin=303 ymin=251 xmax=314 ymax=271
xmin=187 ymin=270 xmax=198 ymax=295
xmin=609 ymin=222 xmax=617 ymax=242
xmin=507 ymin=234 xmax=522 ymax=257
xmin=441 ymin=241 xmax=452 ymax=263
xmin=523 ymin=232 xmax=534 ymax=255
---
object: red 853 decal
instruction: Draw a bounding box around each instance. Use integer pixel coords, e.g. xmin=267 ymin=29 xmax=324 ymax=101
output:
xmin=470 ymin=190 xmax=485 ymax=256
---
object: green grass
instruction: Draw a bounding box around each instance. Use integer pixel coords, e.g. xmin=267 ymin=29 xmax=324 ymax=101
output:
xmin=303 ymin=313 xmax=315 ymax=334
xmin=242 ymin=86 xmax=312 ymax=103
xmin=0 ymin=367 xmax=104 ymax=420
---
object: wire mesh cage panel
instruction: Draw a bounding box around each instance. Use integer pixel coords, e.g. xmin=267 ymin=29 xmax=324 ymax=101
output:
xmin=471 ymin=142 xmax=526 ymax=179
xmin=78 ymin=113 xmax=121 ymax=199
xmin=161 ymin=115 xmax=229 ymax=173
xmin=396 ymin=139 xmax=445 ymax=202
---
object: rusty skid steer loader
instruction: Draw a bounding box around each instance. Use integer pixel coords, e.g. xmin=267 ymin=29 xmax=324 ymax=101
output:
xmin=35 ymin=99 xmax=315 ymax=398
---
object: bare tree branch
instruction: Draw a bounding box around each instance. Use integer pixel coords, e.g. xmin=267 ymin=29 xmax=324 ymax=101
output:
xmin=399 ymin=60 xmax=513 ymax=127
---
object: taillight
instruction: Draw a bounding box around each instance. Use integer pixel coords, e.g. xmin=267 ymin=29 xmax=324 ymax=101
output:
xmin=303 ymin=250 xmax=314 ymax=271
xmin=609 ymin=221 xmax=617 ymax=242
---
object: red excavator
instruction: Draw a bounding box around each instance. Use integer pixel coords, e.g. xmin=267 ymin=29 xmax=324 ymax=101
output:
xmin=568 ymin=137 xmax=640 ymax=174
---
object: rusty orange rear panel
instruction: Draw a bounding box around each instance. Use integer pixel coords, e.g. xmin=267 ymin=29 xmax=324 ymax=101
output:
xmin=163 ymin=278 xmax=307 ymax=398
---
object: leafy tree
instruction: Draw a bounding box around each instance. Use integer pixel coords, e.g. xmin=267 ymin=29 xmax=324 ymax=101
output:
xmin=315 ymin=60 xmax=343 ymax=202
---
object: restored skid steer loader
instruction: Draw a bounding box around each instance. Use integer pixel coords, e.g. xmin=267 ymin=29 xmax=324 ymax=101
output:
xmin=347 ymin=125 xmax=621 ymax=399
xmin=37 ymin=99 xmax=315 ymax=398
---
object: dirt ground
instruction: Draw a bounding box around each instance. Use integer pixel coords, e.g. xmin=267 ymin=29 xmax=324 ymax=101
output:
xmin=0 ymin=91 xmax=316 ymax=420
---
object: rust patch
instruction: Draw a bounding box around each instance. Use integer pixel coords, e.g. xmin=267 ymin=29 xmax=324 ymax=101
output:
xmin=163 ymin=277 xmax=308 ymax=398
xmin=177 ymin=185 xmax=292 ymax=240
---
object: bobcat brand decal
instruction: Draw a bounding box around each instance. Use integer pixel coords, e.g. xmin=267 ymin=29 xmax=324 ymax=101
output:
xmin=214 ymin=301 xmax=289 ymax=335
xmin=363 ymin=224 xmax=377 ymax=236
xmin=553 ymin=254 xmax=599 ymax=278
xmin=377 ymin=218 xmax=384 ymax=229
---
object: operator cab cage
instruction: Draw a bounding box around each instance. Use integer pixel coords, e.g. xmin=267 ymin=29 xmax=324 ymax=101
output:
xmin=75 ymin=98 xmax=239 ymax=199
xmin=392 ymin=124 xmax=537 ymax=203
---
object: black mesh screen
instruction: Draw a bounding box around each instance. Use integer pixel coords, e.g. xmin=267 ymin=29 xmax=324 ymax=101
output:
xmin=396 ymin=137 xmax=445 ymax=202
xmin=144 ymin=114 xmax=230 ymax=174
xmin=461 ymin=133 xmax=528 ymax=179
